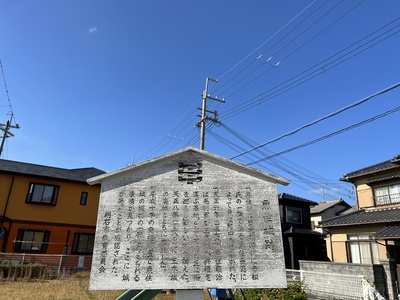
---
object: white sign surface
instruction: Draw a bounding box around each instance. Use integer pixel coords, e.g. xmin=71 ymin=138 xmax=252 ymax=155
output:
xmin=89 ymin=153 xmax=286 ymax=290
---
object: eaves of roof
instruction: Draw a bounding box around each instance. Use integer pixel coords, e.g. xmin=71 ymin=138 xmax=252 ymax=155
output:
xmin=278 ymin=193 xmax=318 ymax=206
xmin=366 ymin=174 xmax=400 ymax=185
xmin=88 ymin=146 xmax=290 ymax=186
xmin=320 ymin=207 xmax=400 ymax=227
xmin=283 ymin=227 xmax=326 ymax=237
xmin=373 ymin=225 xmax=400 ymax=239
xmin=0 ymin=159 xmax=105 ymax=183
xmin=341 ymin=155 xmax=400 ymax=182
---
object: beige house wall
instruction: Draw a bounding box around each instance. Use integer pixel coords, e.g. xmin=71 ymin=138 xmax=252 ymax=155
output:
xmin=330 ymin=233 xmax=348 ymax=262
xmin=325 ymin=236 xmax=333 ymax=261
xmin=326 ymin=225 xmax=389 ymax=263
xmin=357 ymin=184 xmax=374 ymax=209
xmin=349 ymin=168 xmax=400 ymax=209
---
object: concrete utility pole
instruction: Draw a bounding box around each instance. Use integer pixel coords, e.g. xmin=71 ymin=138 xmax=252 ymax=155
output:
xmin=197 ymin=77 xmax=225 ymax=150
xmin=0 ymin=116 xmax=19 ymax=157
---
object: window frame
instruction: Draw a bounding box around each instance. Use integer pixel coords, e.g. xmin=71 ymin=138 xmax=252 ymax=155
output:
xmin=373 ymin=183 xmax=400 ymax=206
xmin=80 ymin=191 xmax=88 ymax=206
xmin=14 ymin=229 xmax=50 ymax=253
xmin=286 ymin=206 xmax=302 ymax=224
xmin=26 ymin=182 xmax=59 ymax=205
xmin=72 ymin=232 xmax=95 ymax=255
xmin=346 ymin=234 xmax=379 ymax=264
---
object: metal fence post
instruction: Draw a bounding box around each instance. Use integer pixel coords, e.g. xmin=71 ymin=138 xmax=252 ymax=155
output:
xmin=57 ymin=254 xmax=63 ymax=275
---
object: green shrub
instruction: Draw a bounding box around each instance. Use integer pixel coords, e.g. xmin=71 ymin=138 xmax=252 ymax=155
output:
xmin=234 ymin=282 xmax=307 ymax=300
xmin=0 ymin=263 xmax=47 ymax=280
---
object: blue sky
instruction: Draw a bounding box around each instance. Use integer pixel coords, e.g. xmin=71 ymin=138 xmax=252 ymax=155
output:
xmin=1 ymin=1 xmax=399 ymax=205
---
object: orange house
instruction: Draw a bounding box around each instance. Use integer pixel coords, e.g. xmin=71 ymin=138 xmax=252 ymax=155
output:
xmin=0 ymin=159 xmax=104 ymax=256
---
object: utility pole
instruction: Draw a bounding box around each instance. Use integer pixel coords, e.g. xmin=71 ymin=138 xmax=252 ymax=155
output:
xmin=197 ymin=77 xmax=225 ymax=150
xmin=0 ymin=114 xmax=19 ymax=157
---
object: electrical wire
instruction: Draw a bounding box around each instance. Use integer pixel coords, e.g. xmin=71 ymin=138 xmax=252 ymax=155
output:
xmin=209 ymin=123 xmax=353 ymax=200
xmin=247 ymin=105 xmax=400 ymax=165
xmin=216 ymin=0 xmax=330 ymax=97
xmin=231 ymin=82 xmax=400 ymax=160
xmin=221 ymin=19 xmax=400 ymax=120
xmin=0 ymin=59 xmax=17 ymax=125
xmin=216 ymin=0 xmax=318 ymax=81
xmin=214 ymin=0 xmax=356 ymax=100
xmin=135 ymin=5 xmax=399 ymax=164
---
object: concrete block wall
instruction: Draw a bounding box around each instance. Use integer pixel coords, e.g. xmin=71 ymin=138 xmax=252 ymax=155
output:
xmin=299 ymin=260 xmax=391 ymax=299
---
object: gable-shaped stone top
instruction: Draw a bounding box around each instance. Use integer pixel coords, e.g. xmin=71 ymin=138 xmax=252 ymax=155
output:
xmin=0 ymin=159 xmax=105 ymax=183
xmin=340 ymin=154 xmax=400 ymax=182
xmin=87 ymin=147 xmax=290 ymax=186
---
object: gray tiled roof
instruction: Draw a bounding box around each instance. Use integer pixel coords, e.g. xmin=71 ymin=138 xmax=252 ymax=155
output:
xmin=373 ymin=226 xmax=400 ymax=239
xmin=320 ymin=206 xmax=400 ymax=227
xmin=366 ymin=174 xmax=400 ymax=184
xmin=341 ymin=155 xmax=400 ymax=181
xmin=283 ymin=227 xmax=326 ymax=237
xmin=0 ymin=159 xmax=105 ymax=183
xmin=278 ymin=193 xmax=318 ymax=206
xmin=310 ymin=199 xmax=351 ymax=214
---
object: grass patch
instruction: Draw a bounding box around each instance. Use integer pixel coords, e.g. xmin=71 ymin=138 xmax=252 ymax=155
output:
xmin=0 ymin=277 xmax=123 ymax=300
xmin=0 ymin=277 xmax=180 ymax=300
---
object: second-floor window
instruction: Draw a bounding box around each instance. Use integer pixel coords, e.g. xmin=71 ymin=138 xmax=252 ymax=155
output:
xmin=374 ymin=183 xmax=400 ymax=206
xmin=80 ymin=192 xmax=88 ymax=206
xmin=26 ymin=183 xmax=59 ymax=205
xmin=286 ymin=206 xmax=302 ymax=224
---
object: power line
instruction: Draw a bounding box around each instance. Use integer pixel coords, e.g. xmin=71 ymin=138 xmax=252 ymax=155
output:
xmin=214 ymin=0 xmax=357 ymax=100
xmin=247 ymin=105 xmax=400 ymax=165
xmin=0 ymin=60 xmax=14 ymax=118
xmin=133 ymin=5 xmax=399 ymax=163
xmin=221 ymin=16 xmax=400 ymax=120
xmin=216 ymin=0 xmax=318 ymax=81
xmin=231 ymin=82 xmax=400 ymax=160
xmin=209 ymin=123 xmax=353 ymax=200
xmin=0 ymin=60 xmax=20 ymax=157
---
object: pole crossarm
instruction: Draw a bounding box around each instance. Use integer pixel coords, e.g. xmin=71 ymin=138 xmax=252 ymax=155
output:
xmin=0 ymin=119 xmax=20 ymax=156
xmin=197 ymin=77 xmax=225 ymax=150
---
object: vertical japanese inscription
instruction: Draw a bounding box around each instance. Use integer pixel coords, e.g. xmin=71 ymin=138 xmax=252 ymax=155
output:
xmin=93 ymin=183 xmax=282 ymax=289
xmin=98 ymin=210 xmax=111 ymax=274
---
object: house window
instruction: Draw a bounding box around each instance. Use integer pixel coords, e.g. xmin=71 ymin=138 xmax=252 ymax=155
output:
xmin=72 ymin=233 xmax=95 ymax=254
xmin=286 ymin=206 xmax=302 ymax=224
xmin=14 ymin=229 xmax=50 ymax=252
xmin=374 ymin=184 xmax=400 ymax=206
xmin=347 ymin=234 xmax=379 ymax=264
xmin=26 ymin=183 xmax=59 ymax=205
xmin=80 ymin=192 xmax=88 ymax=206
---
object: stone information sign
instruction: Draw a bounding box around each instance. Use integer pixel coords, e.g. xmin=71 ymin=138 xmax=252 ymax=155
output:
xmin=89 ymin=150 xmax=287 ymax=290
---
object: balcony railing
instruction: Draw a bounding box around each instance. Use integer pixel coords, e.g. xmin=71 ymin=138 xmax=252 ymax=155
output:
xmin=373 ymin=192 xmax=400 ymax=206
